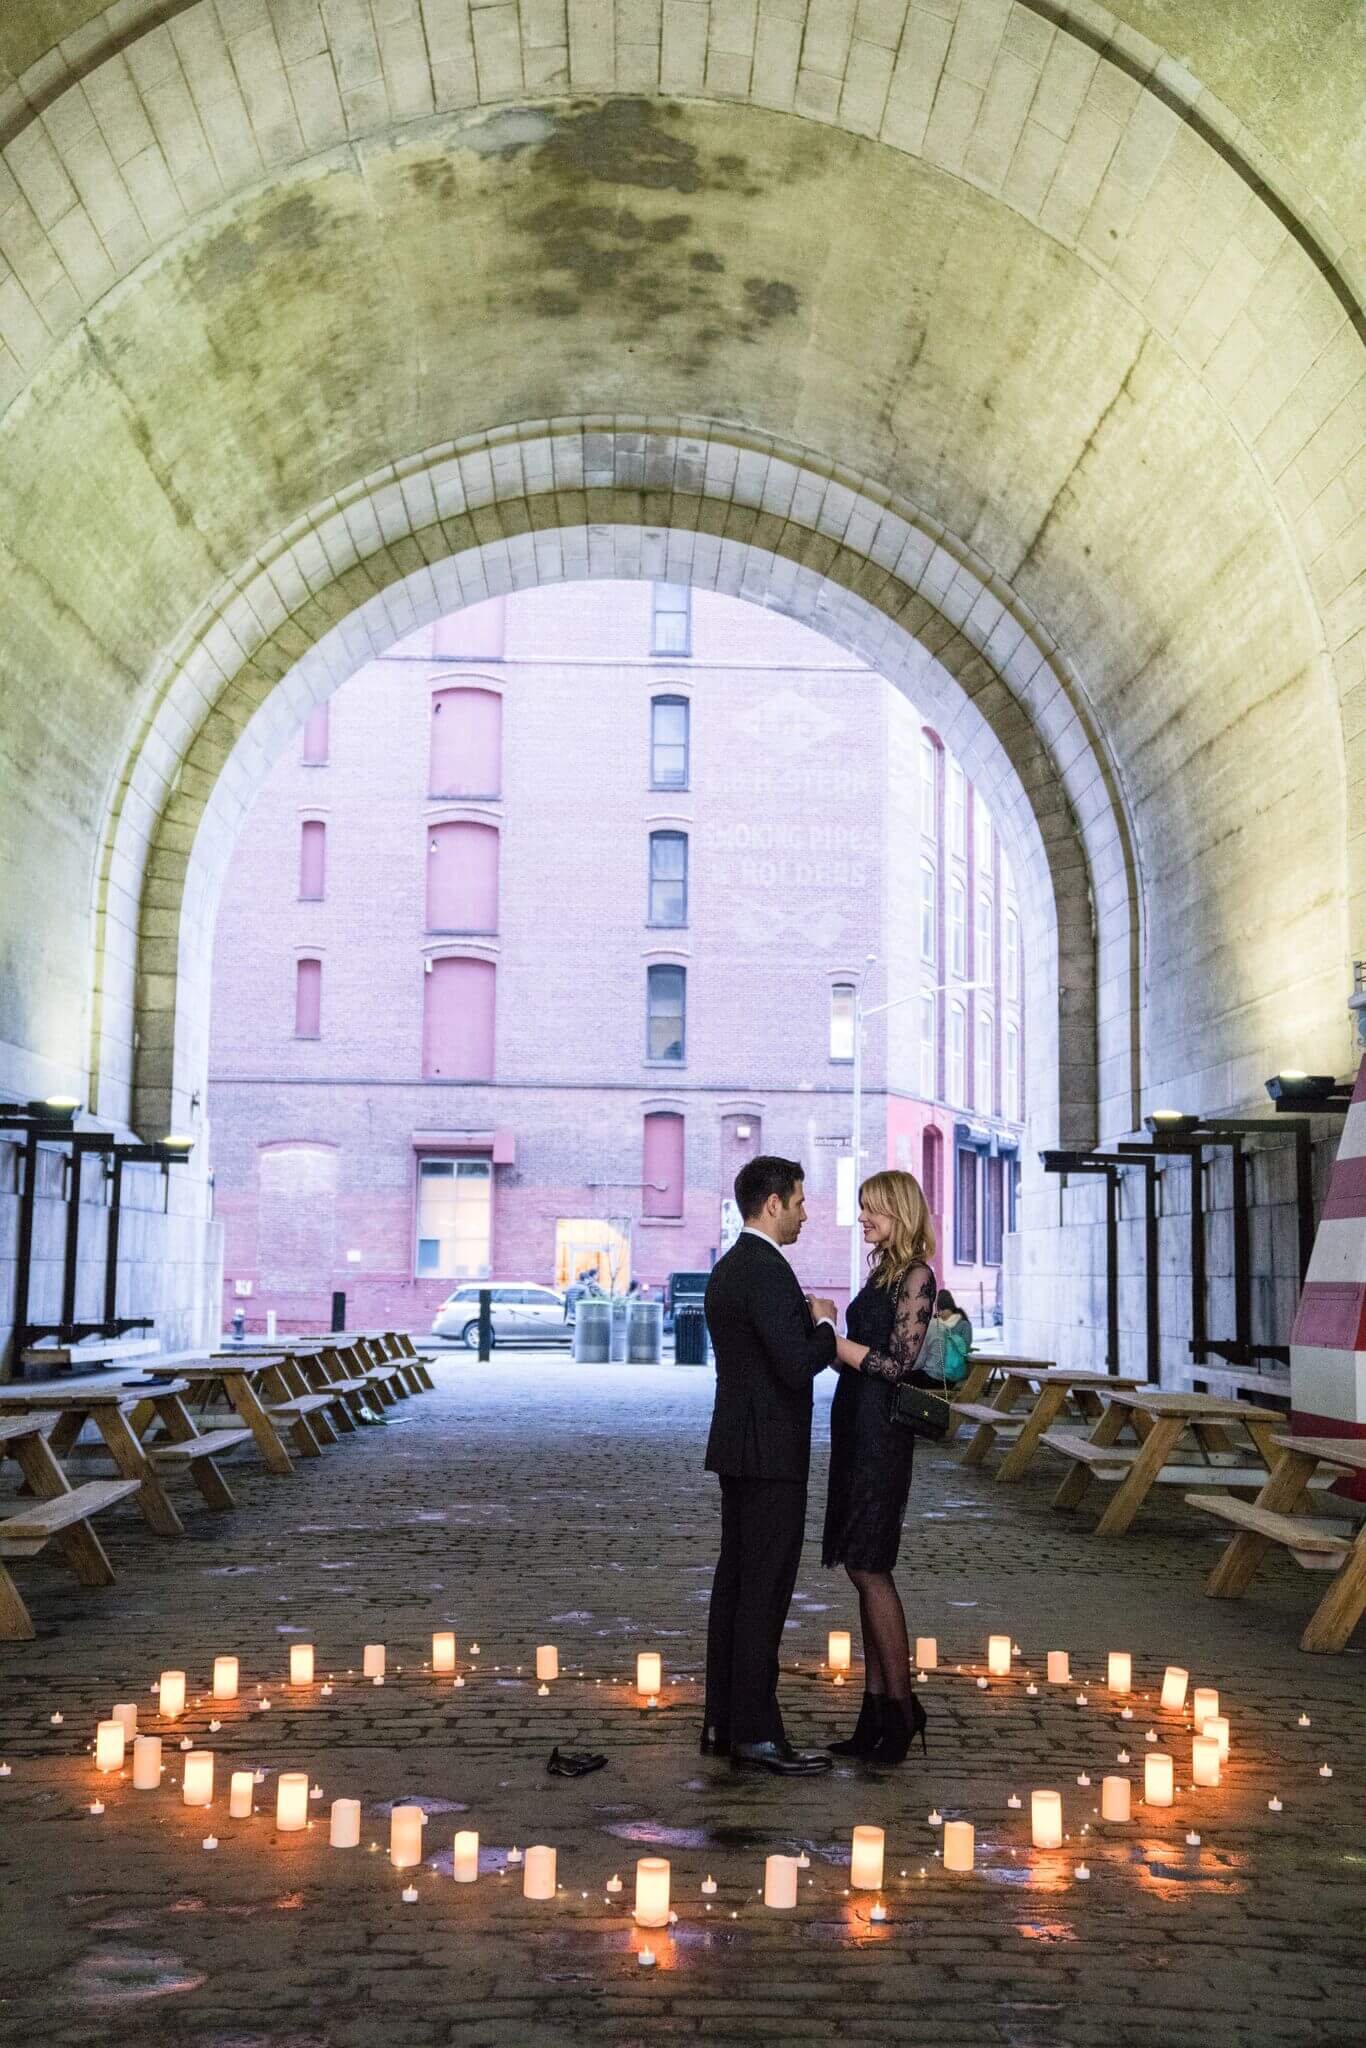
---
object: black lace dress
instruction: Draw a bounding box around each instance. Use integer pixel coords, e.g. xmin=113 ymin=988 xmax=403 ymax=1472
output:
xmin=821 ymin=1263 xmax=936 ymax=1573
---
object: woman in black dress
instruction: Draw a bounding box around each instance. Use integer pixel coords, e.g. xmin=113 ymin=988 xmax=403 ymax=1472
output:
xmin=822 ymin=1169 xmax=936 ymax=1764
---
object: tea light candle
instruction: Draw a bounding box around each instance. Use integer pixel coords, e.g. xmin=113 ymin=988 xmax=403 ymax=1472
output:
xmin=1192 ymin=1686 xmax=1218 ymax=1729
xmin=1007 ymin=1794 xmax=1022 ymax=1809
xmin=1160 ymin=1665 xmax=1189 ymax=1710
xmin=701 ymin=1874 xmax=717 ymax=1895
xmin=637 ymin=1947 xmax=656 ymax=1968
xmin=1268 ymin=1797 xmax=1283 ymax=1812
xmin=1191 ymin=1735 xmax=1221 ymax=1787
xmin=1101 ymin=1776 xmax=1131 ymax=1822
xmin=362 ymin=1644 xmax=385 ymax=1679
xmin=535 ymin=1646 xmax=558 ymax=1683
xmin=230 ymin=1770 xmax=254 ymax=1819
xmin=1075 ymin=1863 xmax=1091 ymax=1881
xmin=1046 ymin=1651 xmax=1070 ymax=1684
xmin=634 ymin=1856 xmax=671 ymax=1927
xmin=132 ymin=1735 xmax=162 ymax=1790
xmin=182 ymin=1751 xmax=214 ymax=1806
xmin=1297 ymin=1712 xmax=1310 ymax=1727
xmin=943 ymin=1821 xmax=974 ymax=1873
xmin=523 ymin=1844 xmax=556 ymax=1899
xmin=453 ymin=1829 xmax=479 ymax=1882
xmin=432 ymin=1632 xmax=456 ymax=1673
xmin=987 ymin=1635 xmax=1011 ymax=1676
xmin=212 ymin=1656 xmax=239 ymax=1700
xmin=95 ymin=1719 xmax=126 ymax=1774
xmin=402 ymin=1885 xmax=418 ymax=1903
xmin=202 ymin=1834 xmax=218 ymax=1850
xmin=330 ymin=1797 xmax=361 ymax=1848
xmin=1204 ymin=1715 xmax=1230 ymax=1762
xmin=111 ymin=1702 xmax=138 ymax=1740
xmin=1031 ymin=1791 xmax=1063 ymax=1849
xmin=537 ymin=1683 xmax=549 ymax=1697
xmin=1026 ymin=1682 xmax=1038 ymax=1696
xmin=915 ymin=1636 xmax=937 ymax=1670
xmin=605 ymin=1871 xmax=622 ymax=1892
xmin=828 ymin=1630 xmax=852 ymax=1673
xmin=1107 ymin=1652 xmax=1131 ymax=1694
xmin=637 ymin=1652 xmax=662 ymax=1695
xmin=850 ymin=1824 xmax=885 ymax=1890
xmin=289 ymin=1644 xmax=314 ymax=1687
xmin=764 ymin=1854 xmax=797 ymax=1908
xmin=276 ymin=1771 xmax=310 ymax=1831
xmin=870 ymin=1902 xmax=888 ymax=1921
xmin=159 ymin=1670 xmax=186 ymax=1718
xmin=1144 ymin=1752 xmax=1174 ymax=1806
xmin=390 ymin=1804 xmax=425 ymax=1868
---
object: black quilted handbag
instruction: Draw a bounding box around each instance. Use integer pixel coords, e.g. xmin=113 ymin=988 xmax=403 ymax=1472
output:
xmin=889 ymin=1370 xmax=953 ymax=1440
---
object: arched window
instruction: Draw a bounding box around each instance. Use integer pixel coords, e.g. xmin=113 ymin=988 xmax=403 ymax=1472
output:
xmin=830 ymin=983 xmax=855 ymax=1062
xmin=976 ymin=892 xmax=993 ymax=985
xmin=919 ymin=993 xmax=936 ymax=1097
xmin=651 ymin=696 xmax=690 ymax=789
xmin=648 ymin=831 xmax=688 ymax=925
xmin=426 ymin=821 xmax=499 ymax=933
xmin=1005 ymin=1024 xmax=1021 ymax=1121
xmin=301 ymin=703 xmax=329 ymax=765
xmin=294 ymin=957 xmax=321 ymax=1038
xmin=948 ymin=1002 xmax=966 ymax=1106
xmin=920 ymin=858 xmax=937 ymax=964
xmin=919 ymin=732 xmax=938 ymax=827
xmin=651 ymin=582 xmax=692 ymax=656
xmin=974 ymin=794 xmax=993 ymax=876
xmin=949 ymin=878 xmax=966 ymax=977
xmin=948 ymin=759 xmax=966 ymax=856
xmin=422 ymin=957 xmax=495 ymax=1080
xmin=299 ymin=819 xmax=326 ymax=900
xmin=975 ymin=1007 xmax=994 ymax=1114
xmin=258 ymin=1142 xmax=337 ymax=1291
xmin=643 ymin=1111 xmax=685 ymax=1218
xmin=646 ymin=965 xmax=686 ymax=1063
xmin=1004 ymin=907 xmax=1020 ymax=999
xmin=429 ymin=686 xmax=502 ymax=797
xmin=922 ymin=1125 xmax=943 ymax=1215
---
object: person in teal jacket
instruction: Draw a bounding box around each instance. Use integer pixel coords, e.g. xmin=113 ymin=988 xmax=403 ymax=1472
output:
xmin=933 ymin=1290 xmax=974 ymax=1385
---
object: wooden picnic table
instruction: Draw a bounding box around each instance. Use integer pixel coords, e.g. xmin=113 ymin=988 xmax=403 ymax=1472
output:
xmin=954 ymin=1366 xmax=1155 ymax=1481
xmin=1041 ymin=1389 xmax=1286 ymax=1537
xmin=0 ymin=1410 xmax=141 ymax=1638
xmin=20 ymin=1336 xmax=160 ymax=1369
xmin=170 ymin=1356 xmax=340 ymax=1474
xmin=940 ymin=1352 xmax=1026 ymax=1441
xmin=1192 ymin=1432 xmax=1366 ymax=1652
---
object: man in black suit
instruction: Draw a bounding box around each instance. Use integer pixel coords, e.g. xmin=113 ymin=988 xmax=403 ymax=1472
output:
xmin=702 ymin=1155 xmax=838 ymax=1775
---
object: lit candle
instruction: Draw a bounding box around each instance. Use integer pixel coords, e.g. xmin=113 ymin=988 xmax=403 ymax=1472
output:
xmin=943 ymin=1821 xmax=974 ymax=1873
xmin=764 ymin=1854 xmax=798 ymax=1908
xmin=1204 ymin=1715 xmax=1230 ymax=1762
xmin=1031 ymin=1791 xmax=1063 ymax=1849
xmin=1101 ymin=1775 xmax=1131 ymax=1821
xmin=432 ymin=1632 xmax=456 ymax=1673
xmin=634 ymin=1856 xmax=671 ymax=1926
xmin=132 ymin=1735 xmax=162 ymax=1789
xmin=1192 ymin=1686 xmax=1218 ymax=1729
xmin=182 ymin=1751 xmax=214 ymax=1806
xmin=390 ymin=1804 xmax=425 ymax=1868
xmin=1191 ymin=1735 xmax=1221 ymax=1787
xmin=1160 ymin=1665 xmax=1189 ymax=1710
xmin=453 ymin=1829 xmax=479 ymax=1882
xmin=987 ymin=1635 xmax=1011 ymax=1677
xmin=212 ymin=1656 xmax=239 ymax=1700
xmin=111 ymin=1703 xmax=138 ymax=1740
xmin=850 ymin=1825 xmax=885 ymax=1890
xmin=1107 ymin=1652 xmax=1131 ymax=1694
xmin=701 ymin=1874 xmax=717 ymax=1895
xmin=230 ymin=1770 xmax=254 ymax=1819
xmin=330 ymin=1797 xmax=361 ymax=1848
xmin=523 ymin=1844 xmax=556 ymax=1899
xmin=95 ymin=1720 xmax=126 ymax=1774
xmin=1046 ymin=1651 xmax=1070 ymax=1684
xmin=1144 ymin=1752 xmax=1174 ymax=1806
xmin=159 ymin=1670 xmax=186 ymax=1718
xmin=915 ymin=1636 xmax=937 ymax=1670
xmin=637 ymin=1652 xmax=662 ymax=1695
xmin=638 ymin=1947 xmax=656 ymax=1968
xmin=362 ymin=1644 xmax=385 ymax=1679
xmin=289 ymin=1644 xmax=314 ymax=1687
xmin=276 ymin=1771 xmax=310 ymax=1831
xmin=828 ymin=1631 xmax=852 ymax=1674
xmin=535 ymin=1646 xmax=558 ymax=1682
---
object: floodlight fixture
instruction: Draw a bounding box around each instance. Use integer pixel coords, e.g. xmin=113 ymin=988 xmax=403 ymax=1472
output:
xmin=1264 ymin=1072 xmax=1350 ymax=1110
xmin=1144 ymin=1109 xmax=1201 ymax=1135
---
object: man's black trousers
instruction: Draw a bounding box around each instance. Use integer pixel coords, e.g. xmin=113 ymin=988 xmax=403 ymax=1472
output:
xmin=704 ymin=1474 xmax=806 ymax=1747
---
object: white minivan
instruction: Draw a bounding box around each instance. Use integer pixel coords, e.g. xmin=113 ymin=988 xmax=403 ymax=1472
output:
xmin=430 ymin=1283 xmax=571 ymax=1348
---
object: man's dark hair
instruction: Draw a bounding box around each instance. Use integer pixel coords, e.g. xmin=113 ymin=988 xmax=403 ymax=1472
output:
xmin=734 ymin=1155 xmax=805 ymax=1221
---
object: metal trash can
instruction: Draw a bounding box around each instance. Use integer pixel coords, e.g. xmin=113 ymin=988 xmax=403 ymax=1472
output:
xmin=610 ymin=1298 xmax=629 ymax=1361
xmin=674 ymin=1304 xmax=709 ymax=1366
xmin=572 ymin=1300 xmax=612 ymax=1364
xmin=627 ymin=1300 xmax=664 ymax=1363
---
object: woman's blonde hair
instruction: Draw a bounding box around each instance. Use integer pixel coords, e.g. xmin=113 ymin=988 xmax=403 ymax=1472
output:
xmin=859 ymin=1169 xmax=936 ymax=1289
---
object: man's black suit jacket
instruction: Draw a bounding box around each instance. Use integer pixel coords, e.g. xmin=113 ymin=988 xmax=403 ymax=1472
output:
xmin=703 ymin=1231 xmax=838 ymax=1482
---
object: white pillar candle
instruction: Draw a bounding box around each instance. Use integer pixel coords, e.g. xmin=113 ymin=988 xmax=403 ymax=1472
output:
xmin=850 ymin=1825 xmax=885 ymax=1890
xmin=1046 ymin=1651 xmax=1070 ymax=1684
xmin=1160 ymin=1665 xmax=1189 ymax=1710
xmin=362 ymin=1644 xmax=386 ymax=1679
xmin=1144 ymin=1751 xmax=1174 ymax=1806
xmin=943 ymin=1821 xmax=974 ymax=1872
xmin=432 ymin=1632 xmax=456 ymax=1673
xmin=182 ymin=1751 xmax=214 ymax=1806
xmin=1101 ymin=1775 xmax=1131 ymax=1822
xmin=523 ymin=1844 xmax=557 ymax=1899
xmin=987 ymin=1635 xmax=1011 ymax=1676
xmin=390 ymin=1804 xmax=425 ymax=1868
xmin=132 ymin=1735 xmax=162 ymax=1790
xmin=159 ymin=1670 xmax=186 ymax=1718
xmin=1191 ymin=1735 xmax=1221 ymax=1787
xmin=212 ymin=1656 xmax=239 ymax=1700
xmin=276 ymin=1771 xmax=310 ymax=1831
xmin=453 ymin=1829 xmax=479 ymax=1882
xmin=230 ymin=1770 xmax=254 ymax=1819
xmin=1192 ymin=1686 xmax=1218 ymax=1729
xmin=915 ymin=1636 xmax=937 ymax=1670
xmin=636 ymin=1651 xmax=662 ymax=1695
xmin=289 ymin=1644 xmax=314 ymax=1687
xmin=1031 ymin=1790 xmax=1063 ymax=1849
xmin=111 ymin=1702 xmax=138 ymax=1740
xmin=828 ymin=1631 xmax=852 ymax=1673
xmin=95 ymin=1720 xmax=126 ymax=1773
xmin=1203 ymin=1715 xmax=1230 ymax=1762
xmin=330 ymin=1797 xmax=361 ymax=1847
xmin=1107 ymin=1652 xmax=1132 ymax=1694
xmin=763 ymin=1854 xmax=798 ymax=1908
xmin=634 ymin=1856 xmax=671 ymax=1926
xmin=535 ymin=1645 xmax=558 ymax=1682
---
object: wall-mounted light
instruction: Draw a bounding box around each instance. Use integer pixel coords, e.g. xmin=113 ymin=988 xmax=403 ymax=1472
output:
xmin=1264 ymin=1072 xmax=1349 ymax=1110
xmin=1143 ymin=1110 xmax=1200 ymax=1135
xmin=162 ymin=1134 xmax=195 ymax=1152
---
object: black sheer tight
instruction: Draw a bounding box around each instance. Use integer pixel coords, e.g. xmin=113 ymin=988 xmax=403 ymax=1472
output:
xmin=847 ymin=1567 xmax=912 ymax=1701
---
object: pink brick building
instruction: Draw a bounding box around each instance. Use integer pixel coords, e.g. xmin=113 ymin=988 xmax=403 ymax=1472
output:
xmin=207 ymin=583 xmax=1025 ymax=1332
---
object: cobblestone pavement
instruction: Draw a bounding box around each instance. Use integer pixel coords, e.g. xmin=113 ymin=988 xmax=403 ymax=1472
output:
xmin=0 ymin=1357 xmax=1361 ymax=2048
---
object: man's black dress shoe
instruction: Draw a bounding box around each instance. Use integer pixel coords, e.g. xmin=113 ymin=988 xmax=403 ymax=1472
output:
xmin=700 ymin=1725 xmax=731 ymax=1758
xmin=730 ymin=1740 xmax=833 ymax=1776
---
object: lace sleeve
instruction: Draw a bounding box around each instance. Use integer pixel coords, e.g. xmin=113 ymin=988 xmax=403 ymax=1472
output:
xmin=859 ymin=1266 xmax=936 ymax=1384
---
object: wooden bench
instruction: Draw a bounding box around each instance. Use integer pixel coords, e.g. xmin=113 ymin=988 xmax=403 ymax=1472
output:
xmin=20 ymin=1336 xmax=160 ymax=1370
xmin=956 ymin=1367 xmax=1152 ymax=1480
xmin=0 ymin=1412 xmax=140 ymax=1639
xmin=1039 ymin=1390 xmax=1287 ymax=1536
xmin=163 ymin=1359 xmax=325 ymax=1476
xmin=1192 ymin=1433 xmax=1366 ymax=1652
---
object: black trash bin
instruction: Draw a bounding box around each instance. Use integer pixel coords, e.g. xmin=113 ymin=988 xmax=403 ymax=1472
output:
xmin=674 ymin=1304 xmax=709 ymax=1366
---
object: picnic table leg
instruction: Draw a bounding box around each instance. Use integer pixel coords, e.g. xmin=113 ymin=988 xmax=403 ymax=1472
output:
xmin=944 ymin=1360 xmax=993 ymax=1442
xmin=1299 ymin=1527 xmax=1366 ymax=1652
xmin=0 ymin=1564 xmax=35 ymax=1639
xmin=1092 ymin=1417 xmax=1185 ymax=1537
xmin=277 ymin=1358 xmax=343 ymax=1444
xmin=223 ymin=1373 xmax=294 ymax=1477
xmin=95 ymin=1409 xmax=185 ymax=1538
xmin=153 ymin=1394 xmax=236 ymax=1512
xmin=997 ymin=1385 xmax=1069 ymax=1483
xmin=1051 ymin=1399 xmax=1129 ymax=1513
xmin=10 ymin=1432 xmax=117 ymax=1587
xmin=1206 ymin=1448 xmax=1318 ymax=1598
xmin=962 ymin=1379 xmax=1027 ymax=1468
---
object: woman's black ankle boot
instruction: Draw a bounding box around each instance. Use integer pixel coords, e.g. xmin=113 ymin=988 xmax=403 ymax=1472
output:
xmin=828 ymin=1691 xmax=884 ymax=1757
xmin=869 ymin=1691 xmax=927 ymax=1765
